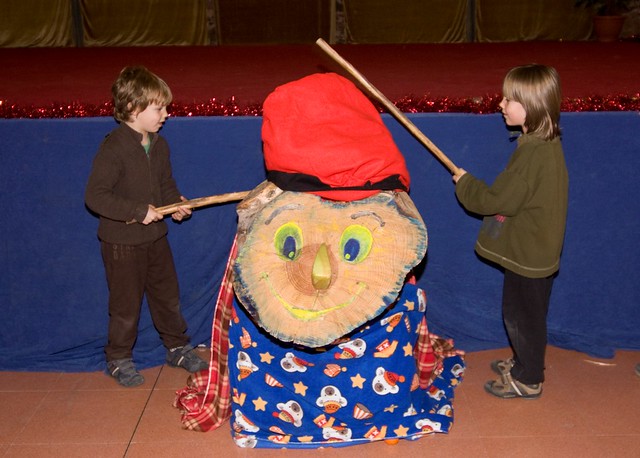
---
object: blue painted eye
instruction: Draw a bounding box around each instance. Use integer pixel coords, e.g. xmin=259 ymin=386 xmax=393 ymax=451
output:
xmin=343 ymin=239 xmax=361 ymax=261
xmin=340 ymin=225 xmax=372 ymax=263
xmin=282 ymin=236 xmax=297 ymax=259
xmin=274 ymin=223 xmax=303 ymax=261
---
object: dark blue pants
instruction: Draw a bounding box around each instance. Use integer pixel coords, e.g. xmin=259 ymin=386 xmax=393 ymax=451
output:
xmin=502 ymin=269 xmax=555 ymax=385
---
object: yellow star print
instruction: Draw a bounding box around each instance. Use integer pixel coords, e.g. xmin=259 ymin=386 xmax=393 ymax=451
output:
xmin=260 ymin=352 xmax=274 ymax=364
xmin=403 ymin=299 xmax=415 ymax=311
xmin=403 ymin=342 xmax=413 ymax=356
xmin=252 ymin=396 xmax=267 ymax=411
xmin=394 ymin=424 xmax=409 ymax=437
xmin=294 ymin=381 xmax=308 ymax=396
xmin=350 ymin=373 xmax=366 ymax=389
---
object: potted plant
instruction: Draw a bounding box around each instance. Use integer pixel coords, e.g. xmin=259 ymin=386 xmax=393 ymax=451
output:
xmin=575 ymin=0 xmax=633 ymax=41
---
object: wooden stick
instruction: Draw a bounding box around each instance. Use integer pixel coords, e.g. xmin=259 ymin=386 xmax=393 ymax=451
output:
xmin=126 ymin=190 xmax=250 ymax=224
xmin=156 ymin=190 xmax=251 ymax=215
xmin=315 ymin=38 xmax=460 ymax=175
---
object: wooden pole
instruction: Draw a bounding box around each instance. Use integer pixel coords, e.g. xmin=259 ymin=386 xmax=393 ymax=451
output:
xmin=315 ymin=38 xmax=460 ymax=175
xmin=155 ymin=190 xmax=251 ymax=215
xmin=126 ymin=190 xmax=250 ymax=224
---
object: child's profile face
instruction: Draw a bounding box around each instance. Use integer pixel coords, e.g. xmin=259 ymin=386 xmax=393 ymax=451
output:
xmin=129 ymin=103 xmax=169 ymax=136
xmin=499 ymin=97 xmax=527 ymax=131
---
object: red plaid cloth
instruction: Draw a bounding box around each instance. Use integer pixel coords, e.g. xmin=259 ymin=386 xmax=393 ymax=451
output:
xmin=415 ymin=306 xmax=465 ymax=389
xmin=173 ymin=237 xmax=237 ymax=431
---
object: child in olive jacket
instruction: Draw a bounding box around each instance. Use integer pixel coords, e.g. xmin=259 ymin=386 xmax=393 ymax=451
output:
xmin=453 ymin=64 xmax=568 ymax=399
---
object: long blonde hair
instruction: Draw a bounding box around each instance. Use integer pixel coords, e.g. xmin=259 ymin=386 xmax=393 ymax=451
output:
xmin=502 ymin=64 xmax=561 ymax=141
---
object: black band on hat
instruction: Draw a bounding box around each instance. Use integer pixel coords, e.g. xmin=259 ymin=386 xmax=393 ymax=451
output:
xmin=267 ymin=170 xmax=408 ymax=193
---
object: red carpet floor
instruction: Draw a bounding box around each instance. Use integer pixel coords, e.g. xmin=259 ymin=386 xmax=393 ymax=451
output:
xmin=1 ymin=42 xmax=638 ymax=115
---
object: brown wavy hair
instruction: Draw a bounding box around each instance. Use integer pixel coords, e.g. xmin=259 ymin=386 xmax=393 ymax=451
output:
xmin=502 ymin=64 xmax=561 ymax=141
xmin=111 ymin=66 xmax=172 ymax=122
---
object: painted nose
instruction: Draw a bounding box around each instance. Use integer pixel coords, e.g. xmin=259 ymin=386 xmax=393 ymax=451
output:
xmin=311 ymin=243 xmax=332 ymax=290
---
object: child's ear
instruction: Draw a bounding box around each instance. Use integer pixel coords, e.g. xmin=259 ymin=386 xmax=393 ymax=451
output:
xmin=127 ymin=104 xmax=139 ymax=121
xmin=126 ymin=103 xmax=136 ymax=118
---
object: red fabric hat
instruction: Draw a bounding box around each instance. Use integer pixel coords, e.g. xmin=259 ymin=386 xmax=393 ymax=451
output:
xmin=262 ymin=73 xmax=410 ymax=201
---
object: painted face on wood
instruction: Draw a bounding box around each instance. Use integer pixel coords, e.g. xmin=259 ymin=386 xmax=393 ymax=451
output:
xmin=233 ymin=182 xmax=427 ymax=347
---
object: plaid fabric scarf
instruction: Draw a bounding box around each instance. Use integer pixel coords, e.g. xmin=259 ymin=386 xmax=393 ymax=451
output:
xmin=173 ymin=237 xmax=237 ymax=431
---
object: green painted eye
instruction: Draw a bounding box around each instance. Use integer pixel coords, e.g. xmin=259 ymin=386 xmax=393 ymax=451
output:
xmin=274 ymin=222 xmax=303 ymax=261
xmin=340 ymin=225 xmax=373 ymax=263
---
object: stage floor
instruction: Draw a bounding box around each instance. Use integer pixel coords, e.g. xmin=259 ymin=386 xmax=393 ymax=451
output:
xmin=1 ymin=347 xmax=638 ymax=456
xmin=1 ymin=42 xmax=639 ymax=117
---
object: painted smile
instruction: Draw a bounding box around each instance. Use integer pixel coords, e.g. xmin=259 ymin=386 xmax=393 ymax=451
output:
xmin=260 ymin=272 xmax=367 ymax=321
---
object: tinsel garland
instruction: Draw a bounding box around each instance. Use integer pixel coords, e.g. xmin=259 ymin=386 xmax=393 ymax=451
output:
xmin=1 ymin=93 xmax=638 ymax=119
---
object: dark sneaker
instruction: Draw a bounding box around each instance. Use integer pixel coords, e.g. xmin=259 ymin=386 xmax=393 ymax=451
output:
xmin=166 ymin=345 xmax=208 ymax=372
xmin=106 ymin=358 xmax=145 ymax=387
xmin=490 ymin=358 xmax=515 ymax=376
xmin=636 ymin=363 xmax=640 ymax=377
xmin=484 ymin=372 xmax=542 ymax=400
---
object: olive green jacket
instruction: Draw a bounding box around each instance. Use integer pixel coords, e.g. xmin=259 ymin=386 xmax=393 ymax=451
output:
xmin=455 ymin=134 xmax=568 ymax=278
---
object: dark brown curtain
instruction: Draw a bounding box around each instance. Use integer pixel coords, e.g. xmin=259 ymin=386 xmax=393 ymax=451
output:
xmin=215 ymin=0 xmax=333 ymax=44
xmin=344 ymin=0 xmax=468 ymax=43
xmin=0 ymin=0 xmax=617 ymax=47
xmin=475 ymin=0 xmax=592 ymax=42
xmin=1 ymin=0 xmax=74 ymax=47
xmin=80 ymin=0 xmax=208 ymax=46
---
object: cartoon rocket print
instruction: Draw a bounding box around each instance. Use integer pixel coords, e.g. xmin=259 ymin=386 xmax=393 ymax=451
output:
xmin=334 ymin=338 xmax=367 ymax=359
xmin=233 ymin=409 xmax=260 ymax=433
xmin=315 ymin=385 xmax=348 ymax=414
xmin=233 ymin=434 xmax=257 ymax=448
xmin=273 ymin=400 xmax=304 ymax=427
xmin=322 ymin=424 xmax=353 ymax=442
xmin=415 ymin=417 xmax=443 ymax=434
xmin=236 ymin=350 xmax=258 ymax=381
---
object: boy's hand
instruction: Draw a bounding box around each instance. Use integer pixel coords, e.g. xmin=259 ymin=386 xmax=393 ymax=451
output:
xmin=171 ymin=196 xmax=192 ymax=221
xmin=452 ymin=168 xmax=467 ymax=184
xmin=142 ymin=205 xmax=164 ymax=225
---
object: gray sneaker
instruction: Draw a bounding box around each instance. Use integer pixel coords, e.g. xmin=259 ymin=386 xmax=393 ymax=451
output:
xmin=490 ymin=358 xmax=515 ymax=376
xmin=106 ymin=358 xmax=145 ymax=387
xmin=166 ymin=344 xmax=208 ymax=372
xmin=485 ymin=372 xmax=542 ymax=400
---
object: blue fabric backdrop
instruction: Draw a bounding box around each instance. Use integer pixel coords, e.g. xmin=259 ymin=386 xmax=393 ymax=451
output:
xmin=1 ymin=112 xmax=638 ymax=372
